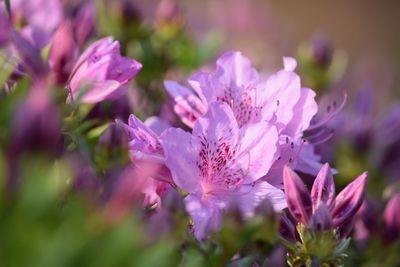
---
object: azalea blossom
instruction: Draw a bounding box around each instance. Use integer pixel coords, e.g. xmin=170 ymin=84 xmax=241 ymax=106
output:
xmin=161 ymin=102 xmax=286 ymax=239
xmin=164 ymin=51 xmax=321 ymax=187
xmin=67 ymin=37 xmax=142 ymax=103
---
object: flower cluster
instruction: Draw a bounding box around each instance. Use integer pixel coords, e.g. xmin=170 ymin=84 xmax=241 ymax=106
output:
xmin=281 ymin=164 xmax=367 ymax=266
xmin=4 ymin=1 xmax=395 ymax=266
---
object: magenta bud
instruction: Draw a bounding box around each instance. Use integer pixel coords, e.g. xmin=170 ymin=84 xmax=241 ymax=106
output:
xmin=354 ymin=199 xmax=377 ymax=244
xmin=49 ymin=21 xmax=78 ymax=84
xmin=312 ymin=34 xmax=332 ymax=68
xmin=283 ymin=166 xmax=312 ymax=225
xmin=155 ymin=0 xmax=183 ymax=27
xmin=383 ymin=193 xmax=400 ymax=244
xmin=73 ymin=2 xmax=95 ymax=48
xmin=311 ymin=163 xmax=335 ymax=212
xmin=11 ymin=30 xmax=49 ymax=77
xmin=308 ymin=203 xmax=332 ymax=232
xmin=331 ymin=172 xmax=368 ymax=228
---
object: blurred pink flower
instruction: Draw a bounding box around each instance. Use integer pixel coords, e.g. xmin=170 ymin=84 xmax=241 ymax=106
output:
xmin=49 ymin=21 xmax=79 ymax=84
xmin=67 ymin=37 xmax=142 ymax=103
xmin=161 ymin=102 xmax=285 ymax=239
xmin=9 ymin=0 xmax=63 ymax=48
xmin=382 ymin=193 xmax=400 ymax=244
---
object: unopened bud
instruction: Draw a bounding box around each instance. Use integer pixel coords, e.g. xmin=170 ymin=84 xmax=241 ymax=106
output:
xmin=331 ymin=172 xmax=367 ymax=228
xmin=382 ymin=193 xmax=400 ymax=244
xmin=283 ymin=166 xmax=312 ymax=225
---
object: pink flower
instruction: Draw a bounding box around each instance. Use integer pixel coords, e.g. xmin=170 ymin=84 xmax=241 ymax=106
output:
xmin=164 ymin=51 xmax=320 ymax=186
xmin=118 ymin=115 xmax=172 ymax=208
xmin=382 ymin=193 xmax=400 ymax=244
xmin=160 ymin=102 xmax=286 ymax=239
xmin=68 ymin=37 xmax=142 ymax=104
xmin=9 ymin=0 xmax=63 ymax=48
xmin=49 ymin=21 xmax=78 ymax=84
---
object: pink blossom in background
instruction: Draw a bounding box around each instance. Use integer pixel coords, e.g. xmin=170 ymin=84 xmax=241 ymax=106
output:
xmin=164 ymin=51 xmax=320 ymax=188
xmin=68 ymin=37 xmax=142 ymax=104
xmin=161 ymin=102 xmax=286 ymax=239
xmin=49 ymin=21 xmax=79 ymax=84
xmin=8 ymin=0 xmax=63 ymax=48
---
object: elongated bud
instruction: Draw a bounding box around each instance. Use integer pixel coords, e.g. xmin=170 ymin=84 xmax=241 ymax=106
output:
xmin=354 ymin=199 xmax=377 ymax=245
xmin=312 ymin=34 xmax=332 ymax=68
xmin=311 ymin=163 xmax=335 ymax=212
xmin=308 ymin=203 xmax=332 ymax=232
xmin=382 ymin=193 xmax=400 ymax=244
xmin=155 ymin=0 xmax=183 ymax=28
xmin=73 ymin=2 xmax=95 ymax=48
xmin=49 ymin=21 xmax=78 ymax=84
xmin=283 ymin=166 xmax=312 ymax=225
xmin=331 ymin=172 xmax=368 ymax=227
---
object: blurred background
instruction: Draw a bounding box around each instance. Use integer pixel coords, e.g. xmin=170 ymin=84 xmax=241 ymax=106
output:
xmin=140 ymin=0 xmax=400 ymax=104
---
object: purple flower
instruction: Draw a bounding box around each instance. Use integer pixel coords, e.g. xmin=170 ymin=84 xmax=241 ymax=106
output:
xmin=11 ymin=30 xmax=49 ymax=78
xmin=283 ymin=163 xmax=367 ymax=234
xmin=72 ymin=2 xmax=95 ymax=49
xmin=164 ymin=51 xmax=322 ymax=187
xmin=67 ymin=37 xmax=142 ymax=104
xmin=118 ymin=114 xmax=173 ymax=208
xmin=9 ymin=0 xmax=63 ymax=48
xmin=161 ymin=102 xmax=286 ymax=239
xmin=382 ymin=193 xmax=400 ymax=244
xmin=49 ymin=21 xmax=78 ymax=84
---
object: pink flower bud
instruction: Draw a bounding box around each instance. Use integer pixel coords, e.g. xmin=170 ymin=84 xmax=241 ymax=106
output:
xmin=283 ymin=166 xmax=312 ymax=225
xmin=67 ymin=37 xmax=142 ymax=103
xmin=73 ymin=2 xmax=95 ymax=48
xmin=49 ymin=21 xmax=78 ymax=84
xmin=310 ymin=163 xmax=335 ymax=212
xmin=331 ymin=172 xmax=367 ymax=228
xmin=383 ymin=193 xmax=400 ymax=244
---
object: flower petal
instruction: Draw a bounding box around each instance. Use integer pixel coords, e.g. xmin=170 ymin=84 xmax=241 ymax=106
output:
xmin=160 ymin=128 xmax=202 ymax=194
xmin=164 ymin=80 xmax=206 ymax=128
xmin=283 ymin=166 xmax=312 ymax=225
xmin=237 ymin=181 xmax=286 ymax=217
xmin=237 ymin=122 xmax=279 ymax=183
xmin=331 ymin=172 xmax=368 ymax=227
xmin=184 ymin=195 xmax=222 ymax=240
xmin=310 ymin=163 xmax=336 ymax=211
